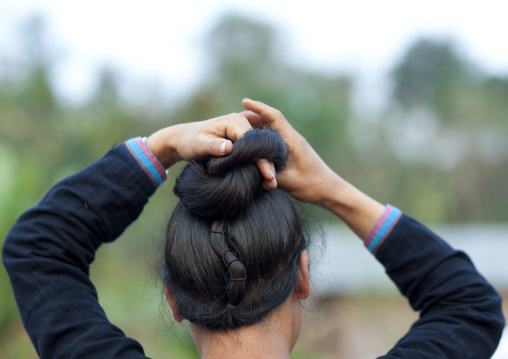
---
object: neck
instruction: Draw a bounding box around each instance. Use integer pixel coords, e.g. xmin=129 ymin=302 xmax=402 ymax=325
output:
xmin=193 ymin=326 xmax=290 ymax=359
xmin=189 ymin=298 xmax=301 ymax=359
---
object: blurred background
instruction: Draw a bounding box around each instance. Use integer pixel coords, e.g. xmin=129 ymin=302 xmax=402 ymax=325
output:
xmin=1 ymin=1 xmax=507 ymax=358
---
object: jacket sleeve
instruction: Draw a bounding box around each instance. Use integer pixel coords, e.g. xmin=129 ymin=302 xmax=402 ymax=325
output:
xmin=2 ymin=138 xmax=167 ymax=359
xmin=366 ymin=206 xmax=505 ymax=359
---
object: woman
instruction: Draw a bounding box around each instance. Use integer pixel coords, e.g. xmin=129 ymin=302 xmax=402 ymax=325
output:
xmin=3 ymin=99 xmax=505 ymax=358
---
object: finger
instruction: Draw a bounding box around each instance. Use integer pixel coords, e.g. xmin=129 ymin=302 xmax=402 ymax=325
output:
xmin=242 ymin=98 xmax=284 ymax=123
xmin=242 ymin=98 xmax=293 ymax=135
xmin=262 ymin=177 xmax=277 ymax=190
xmin=216 ymin=113 xmax=253 ymax=142
xmin=257 ymin=159 xmax=277 ymax=190
xmin=238 ymin=110 xmax=270 ymax=129
xmin=256 ymin=159 xmax=274 ymax=181
xmin=203 ymin=138 xmax=233 ymax=157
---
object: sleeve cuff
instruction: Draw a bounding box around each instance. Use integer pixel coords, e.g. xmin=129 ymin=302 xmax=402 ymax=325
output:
xmin=364 ymin=204 xmax=402 ymax=255
xmin=124 ymin=137 xmax=167 ymax=188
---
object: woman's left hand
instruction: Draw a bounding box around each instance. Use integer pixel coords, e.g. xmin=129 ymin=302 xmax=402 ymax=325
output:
xmin=146 ymin=113 xmax=277 ymax=190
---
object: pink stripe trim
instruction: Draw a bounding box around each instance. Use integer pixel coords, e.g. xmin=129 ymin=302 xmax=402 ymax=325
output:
xmin=373 ymin=211 xmax=402 ymax=255
xmin=125 ymin=142 xmax=157 ymax=187
xmin=135 ymin=137 xmax=167 ymax=180
xmin=364 ymin=205 xmax=393 ymax=247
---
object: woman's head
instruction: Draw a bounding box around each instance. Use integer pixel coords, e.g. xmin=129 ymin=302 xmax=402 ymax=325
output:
xmin=161 ymin=129 xmax=308 ymax=331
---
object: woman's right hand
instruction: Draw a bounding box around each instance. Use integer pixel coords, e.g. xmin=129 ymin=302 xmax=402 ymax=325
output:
xmin=241 ymin=98 xmax=340 ymax=206
xmin=241 ymin=98 xmax=385 ymax=238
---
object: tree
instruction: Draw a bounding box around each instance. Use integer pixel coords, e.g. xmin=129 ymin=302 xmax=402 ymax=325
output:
xmin=384 ymin=37 xmax=508 ymax=221
xmin=391 ymin=38 xmax=475 ymax=118
xmin=174 ymin=13 xmax=352 ymax=170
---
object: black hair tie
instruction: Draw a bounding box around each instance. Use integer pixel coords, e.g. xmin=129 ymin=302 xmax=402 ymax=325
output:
xmin=210 ymin=220 xmax=247 ymax=309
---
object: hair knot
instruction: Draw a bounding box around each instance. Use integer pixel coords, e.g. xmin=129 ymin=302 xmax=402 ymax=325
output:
xmin=174 ymin=129 xmax=287 ymax=219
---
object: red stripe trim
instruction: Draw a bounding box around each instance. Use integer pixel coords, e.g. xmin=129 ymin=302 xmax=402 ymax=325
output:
xmin=365 ymin=206 xmax=393 ymax=247
xmin=135 ymin=137 xmax=167 ymax=180
xmin=373 ymin=211 xmax=402 ymax=255
xmin=125 ymin=143 xmax=158 ymax=187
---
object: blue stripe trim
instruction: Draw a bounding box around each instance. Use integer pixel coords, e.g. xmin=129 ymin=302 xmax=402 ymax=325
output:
xmin=367 ymin=206 xmax=402 ymax=254
xmin=125 ymin=138 xmax=165 ymax=188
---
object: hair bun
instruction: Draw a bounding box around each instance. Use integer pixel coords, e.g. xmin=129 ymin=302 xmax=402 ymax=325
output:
xmin=174 ymin=129 xmax=287 ymax=219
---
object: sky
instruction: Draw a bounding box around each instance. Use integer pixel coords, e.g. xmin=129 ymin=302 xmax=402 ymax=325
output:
xmin=1 ymin=0 xmax=508 ymax=105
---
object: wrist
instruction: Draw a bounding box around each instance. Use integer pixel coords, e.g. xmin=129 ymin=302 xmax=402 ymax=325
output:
xmin=146 ymin=126 xmax=181 ymax=169
xmin=319 ymin=176 xmax=385 ymax=238
xmin=124 ymin=137 xmax=168 ymax=188
xmin=317 ymin=174 xmax=354 ymax=212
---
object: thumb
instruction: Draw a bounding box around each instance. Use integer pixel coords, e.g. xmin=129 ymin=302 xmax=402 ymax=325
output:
xmin=210 ymin=139 xmax=233 ymax=157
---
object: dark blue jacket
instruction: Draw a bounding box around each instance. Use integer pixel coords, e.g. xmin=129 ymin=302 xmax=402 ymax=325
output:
xmin=3 ymin=140 xmax=505 ymax=358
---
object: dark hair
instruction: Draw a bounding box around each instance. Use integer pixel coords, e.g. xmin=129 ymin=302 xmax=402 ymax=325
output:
xmin=162 ymin=129 xmax=307 ymax=331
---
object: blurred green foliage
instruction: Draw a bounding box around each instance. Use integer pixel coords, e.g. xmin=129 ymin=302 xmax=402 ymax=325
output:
xmin=1 ymin=13 xmax=507 ymax=358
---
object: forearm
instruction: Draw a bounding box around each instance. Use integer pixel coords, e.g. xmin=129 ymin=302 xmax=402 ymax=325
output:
xmin=2 ymin=113 xmax=265 ymax=358
xmin=2 ymin=140 xmax=162 ymax=358
xmin=3 ymin=114 xmax=252 ymax=325
xmin=3 ymin=142 xmax=159 ymax=312
xmin=240 ymin=98 xmax=505 ymax=357
xmin=317 ymin=173 xmax=385 ymax=239
xmin=319 ymin=173 xmax=504 ymax=357
xmin=377 ymin=214 xmax=504 ymax=358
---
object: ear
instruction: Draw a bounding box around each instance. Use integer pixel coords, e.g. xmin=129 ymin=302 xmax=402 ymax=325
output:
xmin=296 ymin=249 xmax=310 ymax=300
xmin=164 ymin=285 xmax=184 ymax=322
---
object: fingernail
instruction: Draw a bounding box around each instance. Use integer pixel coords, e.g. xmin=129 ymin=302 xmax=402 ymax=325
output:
xmin=220 ymin=141 xmax=227 ymax=153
